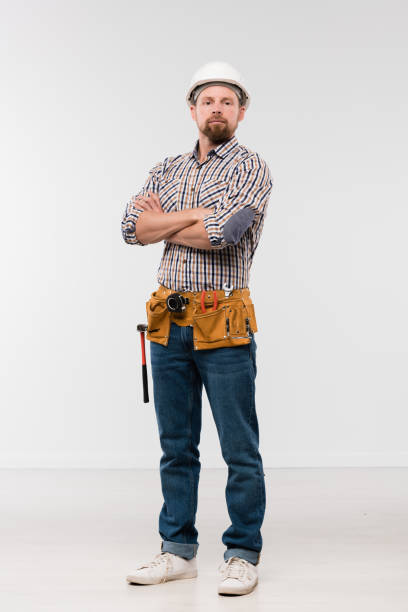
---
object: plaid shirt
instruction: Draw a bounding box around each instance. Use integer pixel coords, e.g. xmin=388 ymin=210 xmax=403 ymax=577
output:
xmin=121 ymin=135 xmax=274 ymax=291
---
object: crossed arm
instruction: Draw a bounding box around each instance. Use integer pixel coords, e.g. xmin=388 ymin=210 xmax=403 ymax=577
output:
xmin=123 ymin=155 xmax=273 ymax=251
xmin=131 ymin=191 xmax=213 ymax=250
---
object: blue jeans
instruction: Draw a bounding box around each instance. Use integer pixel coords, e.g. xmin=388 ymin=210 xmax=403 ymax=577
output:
xmin=150 ymin=321 xmax=266 ymax=566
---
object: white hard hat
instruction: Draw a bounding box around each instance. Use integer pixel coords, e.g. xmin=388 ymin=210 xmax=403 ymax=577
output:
xmin=186 ymin=61 xmax=250 ymax=110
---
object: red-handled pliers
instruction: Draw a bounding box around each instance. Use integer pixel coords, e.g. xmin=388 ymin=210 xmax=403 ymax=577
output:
xmin=200 ymin=290 xmax=218 ymax=313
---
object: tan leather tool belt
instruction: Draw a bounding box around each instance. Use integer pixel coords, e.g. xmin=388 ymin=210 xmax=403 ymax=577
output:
xmin=145 ymin=284 xmax=258 ymax=350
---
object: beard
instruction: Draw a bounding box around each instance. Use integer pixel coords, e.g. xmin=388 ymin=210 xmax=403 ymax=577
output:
xmin=202 ymin=120 xmax=233 ymax=144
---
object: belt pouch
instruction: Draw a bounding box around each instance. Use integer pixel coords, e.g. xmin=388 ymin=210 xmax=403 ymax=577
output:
xmin=193 ymin=299 xmax=253 ymax=350
xmin=145 ymin=294 xmax=171 ymax=346
xmin=242 ymin=299 xmax=258 ymax=333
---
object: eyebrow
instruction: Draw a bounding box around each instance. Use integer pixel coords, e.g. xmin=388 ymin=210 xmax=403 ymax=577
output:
xmin=202 ymin=96 xmax=234 ymax=101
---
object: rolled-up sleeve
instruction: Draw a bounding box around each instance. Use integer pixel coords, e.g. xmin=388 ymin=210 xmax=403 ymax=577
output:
xmin=202 ymin=155 xmax=274 ymax=249
xmin=121 ymin=160 xmax=163 ymax=245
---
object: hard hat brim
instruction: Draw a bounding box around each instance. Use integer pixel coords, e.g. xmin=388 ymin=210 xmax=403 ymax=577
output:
xmin=186 ymin=78 xmax=250 ymax=110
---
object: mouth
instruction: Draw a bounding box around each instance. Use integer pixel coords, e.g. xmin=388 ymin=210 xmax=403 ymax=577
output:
xmin=209 ymin=120 xmax=225 ymax=124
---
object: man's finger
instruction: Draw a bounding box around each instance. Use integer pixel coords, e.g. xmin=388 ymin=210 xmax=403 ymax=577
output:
xmin=152 ymin=194 xmax=163 ymax=213
xmin=130 ymin=196 xmax=147 ymax=212
xmin=146 ymin=191 xmax=158 ymax=211
xmin=146 ymin=193 xmax=158 ymax=212
xmin=147 ymin=191 xmax=163 ymax=213
xmin=140 ymin=195 xmax=156 ymax=211
xmin=132 ymin=197 xmax=146 ymax=208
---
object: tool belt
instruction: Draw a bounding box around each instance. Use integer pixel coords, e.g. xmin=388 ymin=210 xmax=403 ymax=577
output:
xmin=145 ymin=284 xmax=258 ymax=350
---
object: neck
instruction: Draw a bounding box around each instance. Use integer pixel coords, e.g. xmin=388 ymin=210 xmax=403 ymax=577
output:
xmin=197 ymin=133 xmax=232 ymax=163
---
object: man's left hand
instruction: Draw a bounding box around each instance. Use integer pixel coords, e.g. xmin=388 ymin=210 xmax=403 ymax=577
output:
xmin=131 ymin=191 xmax=164 ymax=214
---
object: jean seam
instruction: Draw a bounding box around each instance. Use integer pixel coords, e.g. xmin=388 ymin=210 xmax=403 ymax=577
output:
xmin=248 ymin=341 xmax=256 ymax=429
xmin=187 ymin=355 xmax=195 ymax=544
xmin=249 ymin=334 xmax=262 ymax=540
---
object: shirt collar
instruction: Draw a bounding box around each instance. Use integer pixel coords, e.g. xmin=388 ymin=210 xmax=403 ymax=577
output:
xmin=191 ymin=134 xmax=239 ymax=162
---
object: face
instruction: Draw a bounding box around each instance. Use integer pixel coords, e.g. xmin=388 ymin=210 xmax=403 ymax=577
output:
xmin=190 ymin=85 xmax=246 ymax=144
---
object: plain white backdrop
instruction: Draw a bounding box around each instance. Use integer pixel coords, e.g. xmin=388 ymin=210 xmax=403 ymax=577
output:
xmin=1 ymin=0 xmax=407 ymax=468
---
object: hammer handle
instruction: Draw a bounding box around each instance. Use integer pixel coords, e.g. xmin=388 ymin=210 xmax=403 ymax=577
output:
xmin=140 ymin=331 xmax=149 ymax=403
xmin=142 ymin=364 xmax=149 ymax=403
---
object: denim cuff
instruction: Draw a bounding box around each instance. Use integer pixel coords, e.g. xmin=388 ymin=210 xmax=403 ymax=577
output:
xmin=224 ymin=547 xmax=261 ymax=566
xmin=161 ymin=539 xmax=199 ymax=560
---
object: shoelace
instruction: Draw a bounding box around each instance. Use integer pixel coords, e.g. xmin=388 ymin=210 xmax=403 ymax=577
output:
xmin=218 ymin=557 xmax=249 ymax=580
xmin=136 ymin=552 xmax=173 ymax=583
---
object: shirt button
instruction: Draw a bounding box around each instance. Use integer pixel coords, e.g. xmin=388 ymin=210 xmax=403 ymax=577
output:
xmin=183 ymin=259 xmax=187 ymax=264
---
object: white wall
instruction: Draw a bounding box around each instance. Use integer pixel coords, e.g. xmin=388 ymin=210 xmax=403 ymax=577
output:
xmin=1 ymin=0 xmax=407 ymax=468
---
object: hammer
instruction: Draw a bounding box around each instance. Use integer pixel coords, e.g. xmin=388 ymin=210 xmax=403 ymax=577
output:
xmin=137 ymin=323 xmax=149 ymax=403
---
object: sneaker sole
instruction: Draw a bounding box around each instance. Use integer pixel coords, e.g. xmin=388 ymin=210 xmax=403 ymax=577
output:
xmin=218 ymin=576 xmax=258 ymax=595
xmin=127 ymin=570 xmax=198 ymax=585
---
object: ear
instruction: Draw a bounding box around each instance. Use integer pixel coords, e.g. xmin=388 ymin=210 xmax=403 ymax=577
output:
xmin=190 ymin=104 xmax=197 ymax=121
xmin=238 ymin=106 xmax=246 ymax=122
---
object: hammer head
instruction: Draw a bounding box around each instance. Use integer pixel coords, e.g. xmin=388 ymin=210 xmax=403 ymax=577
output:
xmin=137 ymin=323 xmax=148 ymax=332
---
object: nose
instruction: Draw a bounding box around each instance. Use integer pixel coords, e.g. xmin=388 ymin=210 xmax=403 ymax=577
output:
xmin=211 ymin=102 xmax=224 ymax=114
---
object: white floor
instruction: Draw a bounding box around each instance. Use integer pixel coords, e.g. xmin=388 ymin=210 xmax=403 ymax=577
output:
xmin=1 ymin=468 xmax=407 ymax=611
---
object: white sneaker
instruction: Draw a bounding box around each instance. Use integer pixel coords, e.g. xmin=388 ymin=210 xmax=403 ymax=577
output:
xmin=217 ymin=556 xmax=258 ymax=595
xmin=126 ymin=551 xmax=197 ymax=585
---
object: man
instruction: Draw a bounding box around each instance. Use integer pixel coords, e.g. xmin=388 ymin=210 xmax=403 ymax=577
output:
xmin=122 ymin=61 xmax=274 ymax=596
